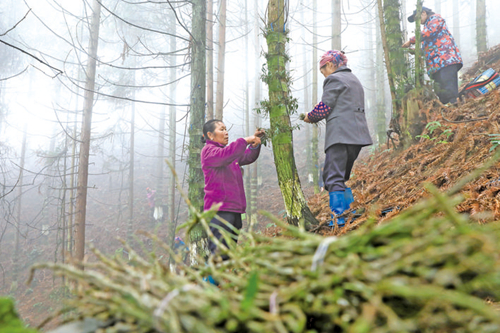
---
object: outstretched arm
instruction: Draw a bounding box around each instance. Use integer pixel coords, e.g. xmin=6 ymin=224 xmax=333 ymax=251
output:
xmin=202 ymin=138 xmax=247 ymax=168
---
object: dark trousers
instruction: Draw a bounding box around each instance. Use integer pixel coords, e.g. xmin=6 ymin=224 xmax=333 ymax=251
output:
xmin=208 ymin=211 xmax=242 ymax=260
xmin=432 ymin=64 xmax=461 ymax=104
xmin=323 ymin=144 xmax=362 ymax=192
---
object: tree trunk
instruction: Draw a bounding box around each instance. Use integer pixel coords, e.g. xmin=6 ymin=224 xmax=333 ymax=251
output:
xmin=74 ymin=0 xmax=101 ymax=262
xmin=265 ymin=0 xmax=317 ymax=228
xmin=206 ymin=0 xmax=214 ymax=120
xmin=157 ymin=105 xmax=166 ymax=221
xmin=311 ymin=0 xmax=319 ymax=194
xmin=331 ymin=0 xmax=341 ymax=50
xmin=215 ymin=0 xmax=226 ymax=120
xmin=375 ymin=8 xmax=387 ymax=146
xmin=376 ymin=0 xmax=410 ymax=144
xmin=435 ymin=0 xmax=441 ymax=14
xmin=244 ymin=0 xmax=252 ymax=225
xmin=11 ymin=126 xmax=27 ymax=292
xmin=127 ymin=93 xmax=135 ymax=242
xmin=414 ymin=0 xmax=424 ymax=89
xmin=168 ymin=9 xmax=177 ymax=247
xmin=301 ymin=5 xmax=312 ymax=188
xmin=188 ymin=0 xmax=207 ymax=260
xmin=250 ymin=0 xmax=261 ymax=230
xmin=476 ymin=0 xmax=487 ymax=54
xmin=452 ymin=0 xmax=460 ymax=47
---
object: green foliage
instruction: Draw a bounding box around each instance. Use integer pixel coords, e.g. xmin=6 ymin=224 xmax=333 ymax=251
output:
xmin=240 ymin=272 xmax=259 ymax=314
xmin=0 ymin=298 xmax=39 ymax=333
xmin=416 ymin=121 xmax=454 ymax=143
xmin=31 ymin=181 xmax=500 ymax=332
xmin=488 ymin=134 xmax=500 ymax=152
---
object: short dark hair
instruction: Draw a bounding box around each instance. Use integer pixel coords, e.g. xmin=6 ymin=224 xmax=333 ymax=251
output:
xmin=201 ymin=119 xmax=222 ymax=143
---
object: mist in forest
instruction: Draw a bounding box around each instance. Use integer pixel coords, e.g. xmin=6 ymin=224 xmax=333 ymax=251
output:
xmin=0 ymin=0 xmax=499 ymax=315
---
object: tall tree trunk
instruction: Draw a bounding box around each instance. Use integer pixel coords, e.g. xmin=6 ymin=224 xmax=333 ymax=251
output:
xmin=250 ymin=0 xmax=260 ymax=230
xmin=376 ymin=0 xmax=409 ymax=143
xmin=157 ymin=105 xmax=166 ymax=219
xmin=452 ymin=0 xmax=460 ymax=46
xmin=331 ymin=0 xmax=341 ymax=50
xmin=435 ymin=0 xmax=441 ymax=14
xmin=265 ymin=0 xmax=317 ymax=228
xmin=74 ymin=0 xmax=101 ymax=262
xmin=11 ymin=126 xmax=27 ymax=292
xmin=375 ymin=7 xmax=387 ymax=146
xmin=311 ymin=0 xmax=319 ymax=194
xmin=188 ymin=0 xmax=207 ymax=260
xmin=302 ymin=5 xmax=312 ymax=187
xmin=244 ymin=0 xmax=252 ymax=225
xmin=168 ymin=9 xmax=177 ymax=247
xmin=476 ymin=0 xmax=487 ymax=54
xmin=206 ymin=0 xmax=214 ymax=120
xmin=215 ymin=0 xmax=226 ymax=120
xmin=127 ymin=93 xmax=135 ymax=241
xmin=414 ymin=1 xmax=424 ymax=89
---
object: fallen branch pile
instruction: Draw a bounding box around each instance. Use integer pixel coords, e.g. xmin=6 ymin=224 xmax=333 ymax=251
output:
xmin=35 ymin=181 xmax=500 ymax=332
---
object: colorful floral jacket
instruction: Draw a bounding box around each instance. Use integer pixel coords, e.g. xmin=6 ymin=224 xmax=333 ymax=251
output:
xmin=410 ymin=14 xmax=463 ymax=76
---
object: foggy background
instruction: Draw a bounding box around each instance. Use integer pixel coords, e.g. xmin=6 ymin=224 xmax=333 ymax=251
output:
xmin=0 ymin=0 xmax=499 ymax=322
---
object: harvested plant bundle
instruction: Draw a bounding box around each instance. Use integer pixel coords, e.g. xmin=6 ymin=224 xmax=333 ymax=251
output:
xmin=34 ymin=185 xmax=500 ymax=333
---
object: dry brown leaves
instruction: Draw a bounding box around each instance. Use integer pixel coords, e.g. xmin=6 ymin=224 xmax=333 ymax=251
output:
xmin=308 ymin=45 xmax=500 ymax=236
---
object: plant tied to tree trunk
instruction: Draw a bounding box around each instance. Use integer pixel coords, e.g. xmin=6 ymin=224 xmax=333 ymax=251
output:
xmin=258 ymin=0 xmax=317 ymax=228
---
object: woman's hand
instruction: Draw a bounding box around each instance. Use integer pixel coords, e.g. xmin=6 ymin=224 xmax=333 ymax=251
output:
xmin=402 ymin=40 xmax=412 ymax=48
xmin=303 ymin=114 xmax=311 ymax=123
xmin=254 ymin=128 xmax=266 ymax=138
xmin=251 ymin=136 xmax=261 ymax=148
xmin=244 ymin=135 xmax=261 ymax=147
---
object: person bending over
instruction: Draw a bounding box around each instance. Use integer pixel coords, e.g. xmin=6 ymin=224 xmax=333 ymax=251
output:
xmin=403 ymin=6 xmax=463 ymax=105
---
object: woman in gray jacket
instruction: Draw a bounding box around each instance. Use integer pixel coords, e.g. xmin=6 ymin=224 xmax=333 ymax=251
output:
xmin=304 ymin=50 xmax=372 ymax=228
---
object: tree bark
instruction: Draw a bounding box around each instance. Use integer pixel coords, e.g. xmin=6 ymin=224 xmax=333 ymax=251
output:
xmin=375 ymin=8 xmax=387 ymax=146
xmin=215 ymin=0 xmax=226 ymax=120
xmin=127 ymin=90 xmax=135 ymax=242
xmin=376 ymin=0 xmax=409 ymax=144
xmin=452 ymin=0 xmax=460 ymax=47
xmin=168 ymin=9 xmax=177 ymax=247
xmin=74 ymin=0 xmax=101 ymax=262
xmin=301 ymin=6 xmax=312 ymax=188
xmin=476 ymin=0 xmax=487 ymax=54
xmin=311 ymin=0 xmax=319 ymax=194
xmin=11 ymin=126 xmax=27 ymax=291
xmin=435 ymin=0 xmax=441 ymax=14
xmin=331 ymin=0 xmax=341 ymax=50
xmin=265 ymin=0 xmax=317 ymax=228
xmin=188 ymin=0 xmax=207 ymax=259
xmin=250 ymin=0 xmax=261 ymax=230
xmin=206 ymin=0 xmax=214 ymax=120
xmin=244 ymin=0 xmax=252 ymax=225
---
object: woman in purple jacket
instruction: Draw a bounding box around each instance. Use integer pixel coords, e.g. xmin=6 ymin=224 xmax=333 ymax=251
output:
xmin=201 ymin=119 xmax=264 ymax=259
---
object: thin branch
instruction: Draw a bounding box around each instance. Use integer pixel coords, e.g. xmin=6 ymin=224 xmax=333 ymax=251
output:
xmin=0 ymin=67 xmax=29 ymax=81
xmin=0 ymin=39 xmax=63 ymax=77
xmin=0 ymin=9 xmax=32 ymax=36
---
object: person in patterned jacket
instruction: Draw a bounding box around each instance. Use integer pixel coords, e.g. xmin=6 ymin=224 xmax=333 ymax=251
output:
xmin=303 ymin=50 xmax=372 ymax=228
xmin=403 ymin=6 xmax=463 ymax=104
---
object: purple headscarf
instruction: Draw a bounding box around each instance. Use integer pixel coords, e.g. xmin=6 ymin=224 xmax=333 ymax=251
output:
xmin=320 ymin=50 xmax=348 ymax=69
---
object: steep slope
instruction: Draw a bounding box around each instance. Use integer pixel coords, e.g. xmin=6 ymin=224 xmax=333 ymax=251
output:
xmin=309 ymin=46 xmax=500 ymax=234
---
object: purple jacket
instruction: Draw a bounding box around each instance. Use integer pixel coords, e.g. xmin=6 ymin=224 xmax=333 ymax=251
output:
xmin=201 ymin=138 xmax=261 ymax=213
